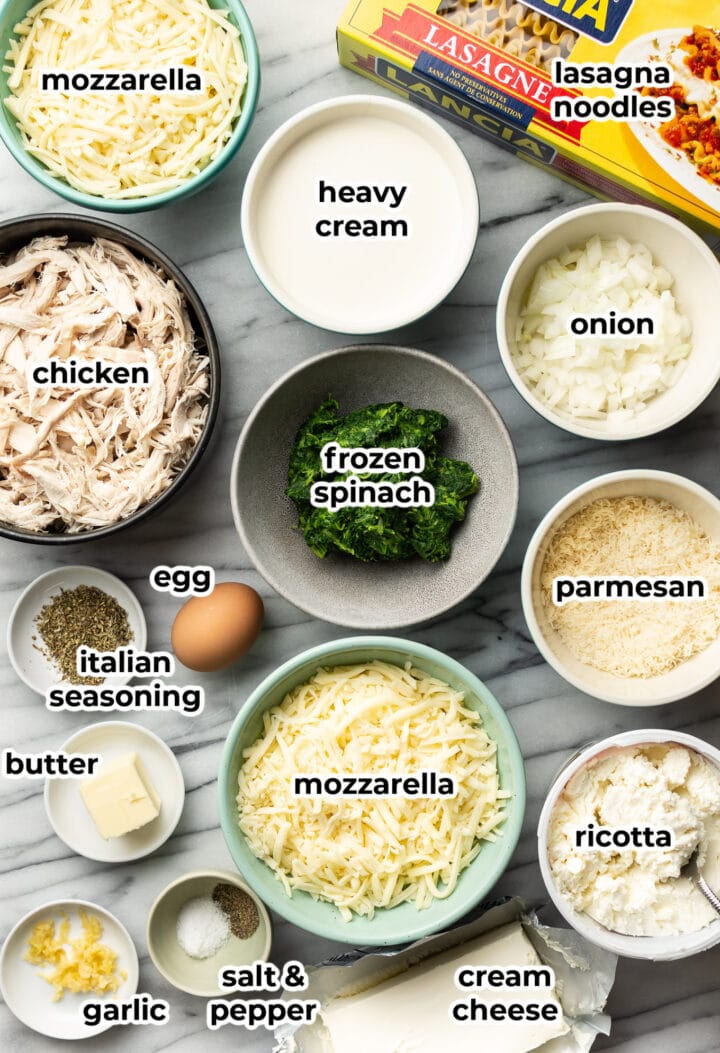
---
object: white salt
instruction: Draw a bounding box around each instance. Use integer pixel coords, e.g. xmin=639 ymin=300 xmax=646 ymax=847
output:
xmin=176 ymin=895 xmax=230 ymax=959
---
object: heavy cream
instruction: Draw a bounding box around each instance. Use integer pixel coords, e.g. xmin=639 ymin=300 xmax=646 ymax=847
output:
xmin=241 ymin=96 xmax=478 ymax=334
xmin=548 ymin=743 xmax=720 ymax=936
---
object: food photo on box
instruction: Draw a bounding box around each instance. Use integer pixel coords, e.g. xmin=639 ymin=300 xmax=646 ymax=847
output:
xmin=0 ymin=1 xmax=718 ymax=1051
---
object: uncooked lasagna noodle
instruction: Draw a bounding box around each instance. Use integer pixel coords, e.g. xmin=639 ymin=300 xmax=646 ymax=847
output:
xmin=437 ymin=0 xmax=577 ymax=71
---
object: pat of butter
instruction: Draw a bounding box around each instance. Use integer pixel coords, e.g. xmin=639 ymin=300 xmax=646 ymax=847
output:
xmin=321 ymin=922 xmax=568 ymax=1053
xmin=80 ymin=752 xmax=161 ymax=839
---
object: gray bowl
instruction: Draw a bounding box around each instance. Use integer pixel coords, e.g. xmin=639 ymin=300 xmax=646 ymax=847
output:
xmin=230 ymin=346 xmax=518 ymax=628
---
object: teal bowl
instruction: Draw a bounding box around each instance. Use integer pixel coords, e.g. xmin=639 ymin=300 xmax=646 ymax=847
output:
xmin=0 ymin=0 xmax=260 ymax=212
xmin=219 ymin=637 xmax=526 ymax=946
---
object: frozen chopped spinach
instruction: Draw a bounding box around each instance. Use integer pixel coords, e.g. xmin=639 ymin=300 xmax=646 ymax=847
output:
xmin=287 ymin=397 xmax=479 ymax=563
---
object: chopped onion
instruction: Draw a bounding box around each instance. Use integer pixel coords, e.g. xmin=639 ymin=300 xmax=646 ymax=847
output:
xmin=513 ymin=236 xmax=692 ymax=422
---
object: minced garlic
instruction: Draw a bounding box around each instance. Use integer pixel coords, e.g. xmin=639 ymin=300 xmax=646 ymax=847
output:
xmin=24 ymin=911 xmax=126 ymax=1001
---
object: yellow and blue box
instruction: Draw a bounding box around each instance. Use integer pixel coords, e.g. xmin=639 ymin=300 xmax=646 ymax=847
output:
xmin=338 ymin=1 xmax=720 ymax=231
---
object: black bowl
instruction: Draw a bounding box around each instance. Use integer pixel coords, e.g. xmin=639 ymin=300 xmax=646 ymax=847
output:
xmin=0 ymin=214 xmax=220 ymax=544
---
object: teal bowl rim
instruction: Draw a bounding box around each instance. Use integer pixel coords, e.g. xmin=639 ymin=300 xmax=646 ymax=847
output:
xmin=218 ymin=636 xmax=527 ymax=946
xmin=0 ymin=0 xmax=261 ymax=212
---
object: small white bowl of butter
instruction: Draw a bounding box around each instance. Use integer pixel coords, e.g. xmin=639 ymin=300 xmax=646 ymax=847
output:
xmin=538 ymin=730 xmax=720 ymax=961
xmin=45 ymin=721 xmax=185 ymax=863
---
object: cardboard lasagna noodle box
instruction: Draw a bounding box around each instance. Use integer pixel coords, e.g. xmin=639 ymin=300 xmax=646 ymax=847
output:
xmin=337 ymin=1 xmax=720 ymax=231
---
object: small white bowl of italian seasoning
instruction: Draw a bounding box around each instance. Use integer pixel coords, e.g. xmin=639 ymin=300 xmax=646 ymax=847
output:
xmin=146 ymin=870 xmax=271 ymax=997
xmin=521 ymin=470 xmax=720 ymax=706
xmin=7 ymin=566 xmax=146 ymax=696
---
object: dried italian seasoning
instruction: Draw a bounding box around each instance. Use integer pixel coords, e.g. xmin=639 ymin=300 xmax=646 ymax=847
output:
xmin=34 ymin=585 xmax=133 ymax=685
xmin=212 ymin=882 xmax=260 ymax=940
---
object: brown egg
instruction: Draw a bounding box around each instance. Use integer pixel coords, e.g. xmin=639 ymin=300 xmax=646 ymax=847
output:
xmin=171 ymin=582 xmax=264 ymax=672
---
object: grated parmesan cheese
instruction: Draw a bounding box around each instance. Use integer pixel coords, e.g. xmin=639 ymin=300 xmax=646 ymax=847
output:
xmin=3 ymin=0 xmax=248 ymax=199
xmin=540 ymin=496 xmax=720 ymax=678
xmin=237 ymin=661 xmax=509 ymax=920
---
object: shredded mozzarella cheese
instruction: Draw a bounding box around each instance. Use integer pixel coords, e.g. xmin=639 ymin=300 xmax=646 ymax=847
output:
xmin=237 ymin=661 xmax=509 ymax=921
xmin=3 ymin=0 xmax=247 ymax=198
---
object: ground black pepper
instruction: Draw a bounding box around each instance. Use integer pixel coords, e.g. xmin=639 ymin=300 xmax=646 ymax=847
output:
xmin=34 ymin=585 xmax=133 ymax=685
xmin=212 ymin=882 xmax=260 ymax=940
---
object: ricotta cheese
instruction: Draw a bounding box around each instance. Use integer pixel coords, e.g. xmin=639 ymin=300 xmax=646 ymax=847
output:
xmin=548 ymin=743 xmax=720 ymax=936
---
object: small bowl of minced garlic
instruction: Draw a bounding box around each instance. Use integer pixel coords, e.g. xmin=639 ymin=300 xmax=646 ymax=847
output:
xmin=521 ymin=468 xmax=720 ymax=706
xmin=538 ymin=730 xmax=720 ymax=961
xmin=0 ymin=899 xmax=138 ymax=1039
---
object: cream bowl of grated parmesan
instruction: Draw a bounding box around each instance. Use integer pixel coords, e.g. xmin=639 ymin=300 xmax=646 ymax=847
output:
xmin=521 ymin=469 xmax=720 ymax=706
xmin=538 ymin=730 xmax=720 ymax=961
xmin=218 ymin=637 xmax=526 ymax=946
xmin=496 ymin=203 xmax=720 ymax=441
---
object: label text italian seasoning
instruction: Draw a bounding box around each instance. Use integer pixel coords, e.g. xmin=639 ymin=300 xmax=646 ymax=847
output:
xmin=44 ymin=647 xmax=204 ymax=715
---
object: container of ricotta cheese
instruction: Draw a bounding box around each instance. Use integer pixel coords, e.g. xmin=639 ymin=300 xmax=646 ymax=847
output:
xmin=240 ymin=95 xmax=479 ymax=334
xmin=538 ymin=730 xmax=720 ymax=961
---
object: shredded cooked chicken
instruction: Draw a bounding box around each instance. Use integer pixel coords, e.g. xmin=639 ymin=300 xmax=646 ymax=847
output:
xmin=0 ymin=235 xmax=209 ymax=532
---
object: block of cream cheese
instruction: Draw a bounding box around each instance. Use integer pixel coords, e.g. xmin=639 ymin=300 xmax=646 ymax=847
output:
xmin=320 ymin=921 xmax=568 ymax=1053
xmin=80 ymin=752 xmax=161 ymax=839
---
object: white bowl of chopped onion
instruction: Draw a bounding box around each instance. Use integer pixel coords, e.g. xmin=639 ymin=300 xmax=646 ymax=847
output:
xmin=521 ymin=470 xmax=720 ymax=705
xmin=497 ymin=203 xmax=720 ymax=441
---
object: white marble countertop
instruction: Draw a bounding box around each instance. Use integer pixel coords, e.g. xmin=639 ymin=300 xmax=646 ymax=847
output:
xmin=1 ymin=2 xmax=719 ymax=1051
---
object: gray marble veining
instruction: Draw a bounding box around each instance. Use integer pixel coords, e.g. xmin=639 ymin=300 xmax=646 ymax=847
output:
xmin=1 ymin=1 xmax=719 ymax=1051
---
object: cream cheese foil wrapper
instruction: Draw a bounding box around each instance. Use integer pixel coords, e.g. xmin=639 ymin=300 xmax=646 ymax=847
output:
xmin=272 ymin=898 xmax=617 ymax=1053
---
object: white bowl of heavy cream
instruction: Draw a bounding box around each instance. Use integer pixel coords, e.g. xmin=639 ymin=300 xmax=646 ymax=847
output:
xmin=538 ymin=730 xmax=720 ymax=960
xmin=240 ymin=94 xmax=479 ymax=334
